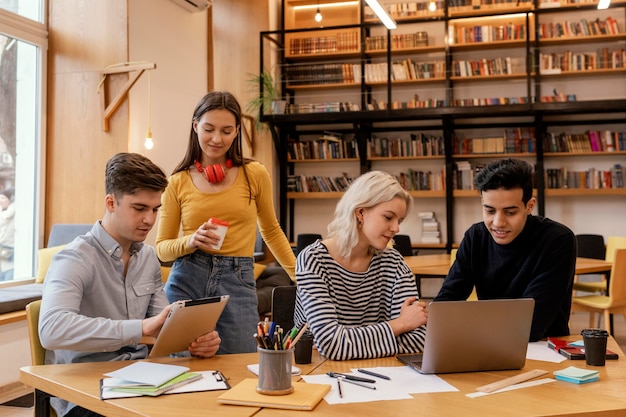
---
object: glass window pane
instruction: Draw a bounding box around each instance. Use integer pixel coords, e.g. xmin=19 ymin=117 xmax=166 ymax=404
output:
xmin=0 ymin=0 xmax=42 ymax=23
xmin=0 ymin=33 xmax=41 ymax=281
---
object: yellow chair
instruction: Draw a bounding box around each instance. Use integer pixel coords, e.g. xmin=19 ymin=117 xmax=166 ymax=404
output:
xmin=574 ymin=236 xmax=626 ymax=294
xmin=25 ymin=299 xmax=58 ymax=417
xmin=571 ymin=248 xmax=626 ymax=333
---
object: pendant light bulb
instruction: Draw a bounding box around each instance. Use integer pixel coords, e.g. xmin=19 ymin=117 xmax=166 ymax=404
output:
xmin=428 ymin=0 xmax=437 ymax=11
xmin=315 ymin=7 xmax=322 ymax=22
xmin=144 ymin=127 xmax=154 ymax=150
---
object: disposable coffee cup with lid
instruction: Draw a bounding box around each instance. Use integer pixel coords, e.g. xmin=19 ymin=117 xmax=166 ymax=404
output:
xmin=208 ymin=217 xmax=229 ymax=249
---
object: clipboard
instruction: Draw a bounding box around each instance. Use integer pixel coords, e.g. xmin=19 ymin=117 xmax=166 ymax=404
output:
xmin=149 ymin=295 xmax=229 ymax=357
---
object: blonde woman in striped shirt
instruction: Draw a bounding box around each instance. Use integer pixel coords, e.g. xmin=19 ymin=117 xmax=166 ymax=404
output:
xmin=294 ymin=171 xmax=427 ymax=360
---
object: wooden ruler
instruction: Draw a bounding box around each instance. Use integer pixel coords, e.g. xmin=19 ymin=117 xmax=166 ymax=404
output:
xmin=476 ymin=369 xmax=549 ymax=393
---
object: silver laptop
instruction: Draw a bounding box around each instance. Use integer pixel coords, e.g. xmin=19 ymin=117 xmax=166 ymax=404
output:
xmin=149 ymin=295 xmax=229 ymax=357
xmin=397 ymin=299 xmax=534 ymax=374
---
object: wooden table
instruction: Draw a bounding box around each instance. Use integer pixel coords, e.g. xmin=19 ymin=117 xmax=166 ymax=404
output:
xmin=21 ymin=337 xmax=626 ymax=417
xmin=256 ymin=336 xmax=626 ymax=417
xmin=20 ymin=352 xmax=326 ymax=417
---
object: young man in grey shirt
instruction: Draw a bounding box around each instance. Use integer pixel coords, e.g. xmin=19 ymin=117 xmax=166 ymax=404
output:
xmin=39 ymin=153 xmax=221 ymax=417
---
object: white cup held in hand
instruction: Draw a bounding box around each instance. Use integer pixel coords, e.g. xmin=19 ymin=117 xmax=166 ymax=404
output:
xmin=208 ymin=217 xmax=229 ymax=249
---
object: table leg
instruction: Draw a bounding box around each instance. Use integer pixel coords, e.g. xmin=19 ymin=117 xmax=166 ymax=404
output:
xmin=34 ymin=389 xmax=52 ymax=417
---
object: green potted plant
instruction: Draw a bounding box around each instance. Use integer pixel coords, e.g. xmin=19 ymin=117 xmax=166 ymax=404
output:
xmin=246 ymin=69 xmax=286 ymax=130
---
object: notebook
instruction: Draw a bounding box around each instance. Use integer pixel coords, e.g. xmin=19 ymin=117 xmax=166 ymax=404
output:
xmin=217 ymin=378 xmax=331 ymax=410
xmin=397 ymin=298 xmax=534 ymax=374
xmin=149 ymin=295 xmax=229 ymax=357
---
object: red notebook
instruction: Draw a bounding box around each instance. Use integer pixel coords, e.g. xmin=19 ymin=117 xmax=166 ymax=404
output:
xmin=547 ymin=337 xmax=618 ymax=360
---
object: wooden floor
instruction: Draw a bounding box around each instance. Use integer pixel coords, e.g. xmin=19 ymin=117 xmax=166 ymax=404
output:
xmin=1 ymin=311 xmax=624 ymax=417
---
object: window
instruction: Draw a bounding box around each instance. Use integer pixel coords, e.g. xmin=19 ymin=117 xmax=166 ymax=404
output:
xmin=0 ymin=2 xmax=47 ymax=282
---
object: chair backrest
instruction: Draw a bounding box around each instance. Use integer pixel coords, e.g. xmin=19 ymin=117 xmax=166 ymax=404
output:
xmin=608 ymin=249 xmax=626 ymax=305
xmin=47 ymin=224 xmax=92 ymax=247
xmin=296 ymin=234 xmax=322 ymax=256
xmin=576 ymin=234 xmax=606 ymax=260
xmin=393 ymin=234 xmax=413 ymax=256
xmin=25 ymin=299 xmax=45 ymax=365
xmin=606 ymin=236 xmax=626 ymax=263
xmin=271 ymin=285 xmax=297 ymax=331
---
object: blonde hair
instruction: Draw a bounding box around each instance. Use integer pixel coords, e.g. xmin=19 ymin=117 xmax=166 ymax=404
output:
xmin=327 ymin=171 xmax=412 ymax=257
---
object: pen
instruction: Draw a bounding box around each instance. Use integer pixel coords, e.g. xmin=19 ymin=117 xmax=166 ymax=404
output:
xmin=357 ymin=368 xmax=391 ymax=380
xmin=337 ymin=378 xmax=343 ymax=398
xmin=289 ymin=323 xmax=309 ymax=348
xmin=326 ymin=372 xmax=376 ymax=384
xmin=339 ymin=376 xmax=376 ymax=390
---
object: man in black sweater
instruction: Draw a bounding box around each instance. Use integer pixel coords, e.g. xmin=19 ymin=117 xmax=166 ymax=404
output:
xmin=434 ymin=158 xmax=576 ymax=341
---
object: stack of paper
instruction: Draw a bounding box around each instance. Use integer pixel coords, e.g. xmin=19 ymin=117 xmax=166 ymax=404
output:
xmin=553 ymin=366 xmax=599 ymax=384
xmin=101 ymin=362 xmax=202 ymax=397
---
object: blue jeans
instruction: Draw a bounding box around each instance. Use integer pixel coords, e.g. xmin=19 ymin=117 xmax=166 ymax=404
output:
xmin=164 ymin=251 xmax=259 ymax=354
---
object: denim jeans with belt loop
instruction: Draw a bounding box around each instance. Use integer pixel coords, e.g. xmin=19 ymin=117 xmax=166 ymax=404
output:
xmin=164 ymin=251 xmax=259 ymax=354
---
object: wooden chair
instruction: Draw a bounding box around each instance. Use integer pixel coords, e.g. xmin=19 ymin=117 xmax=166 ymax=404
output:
xmin=574 ymin=236 xmax=626 ymax=294
xmin=571 ymin=248 xmax=626 ymax=334
xmin=25 ymin=299 xmax=57 ymax=417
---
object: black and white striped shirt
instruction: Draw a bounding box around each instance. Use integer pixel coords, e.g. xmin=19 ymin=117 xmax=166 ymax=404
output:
xmin=294 ymin=240 xmax=426 ymax=360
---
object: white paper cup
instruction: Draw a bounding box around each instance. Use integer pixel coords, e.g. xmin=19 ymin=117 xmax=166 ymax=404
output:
xmin=208 ymin=217 xmax=229 ymax=249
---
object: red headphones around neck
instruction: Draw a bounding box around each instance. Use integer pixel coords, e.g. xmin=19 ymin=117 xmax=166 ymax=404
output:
xmin=195 ymin=160 xmax=233 ymax=183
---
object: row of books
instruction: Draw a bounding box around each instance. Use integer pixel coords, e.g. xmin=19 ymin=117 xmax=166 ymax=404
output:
xmin=453 ymin=128 xmax=536 ymax=155
xmin=285 ymin=102 xmax=360 ymax=115
xmin=287 ymin=174 xmax=353 ymax=193
xmin=418 ymin=211 xmax=442 ymax=244
xmin=447 ymin=0 xmax=532 ymax=9
xmin=364 ymin=1 xmax=445 ymax=20
xmin=539 ymin=48 xmax=626 ymax=73
xmin=449 ymin=23 xmax=527 ymax=45
xmin=285 ymin=63 xmax=357 ymax=86
xmin=451 ymin=57 xmax=516 ymax=77
xmin=287 ymin=136 xmax=359 ymax=161
xmin=365 ymin=32 xmax=429 ymax=52
xmin=366 ymin=97 xmax=447 ymax=110
xmin=452 ymin=160 xmax=479 ymax=190
xmin=449 ymin=96 xmax=530 ymax=106
xmin=288 ymin=32 xmax=359 ymax=57
xmin=545 ymin=165 xmax=625 ymax=189
xmin=365 ymin=61 xmax=446 ymax=83
xmin=543 ymin=130 xmax=626 ymax=153
xmin=538 ymin=16 xmax=620 ymax=40
xmin=395 ymin=169 xmax=445 ymax=191
xmin=368 ymin=133 xmax=445 ymax=158
xmin=539 ymin=0 xmax=601 ymax=8
xmin=538 ymin=92 xmax=577 ymax=102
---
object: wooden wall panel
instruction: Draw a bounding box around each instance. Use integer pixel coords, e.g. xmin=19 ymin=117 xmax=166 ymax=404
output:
xmin=46 ymin=0 xmax=129 ymax=243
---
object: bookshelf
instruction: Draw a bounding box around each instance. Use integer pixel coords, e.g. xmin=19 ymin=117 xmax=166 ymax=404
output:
xmin=260 ymin=0 xmax=626 ymax=247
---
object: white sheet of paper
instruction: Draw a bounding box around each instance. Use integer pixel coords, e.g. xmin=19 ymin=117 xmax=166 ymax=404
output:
xmin=302 ymin=367 xmax=458 ymax=404
xmin=526 ymin=341 xmax=567 ymax=363
xmin=466 ymin=377 xmax=556 ymax=398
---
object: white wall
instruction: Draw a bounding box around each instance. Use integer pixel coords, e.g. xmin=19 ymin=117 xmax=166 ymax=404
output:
xmin=0 ymin=320 xmax=30 ymax=388
xmin=128 ymin=0 xmax=210 ymax=245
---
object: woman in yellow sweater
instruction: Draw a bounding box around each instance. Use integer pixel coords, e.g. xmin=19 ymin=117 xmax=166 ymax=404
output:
xmin=156 ymin=91 xmax=295 ymax=354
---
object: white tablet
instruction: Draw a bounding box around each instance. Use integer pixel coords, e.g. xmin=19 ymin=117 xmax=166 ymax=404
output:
xmin=149 ymin=295 xmax=229 ymax=357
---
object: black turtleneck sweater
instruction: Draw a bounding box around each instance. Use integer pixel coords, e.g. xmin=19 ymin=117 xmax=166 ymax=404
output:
xmin=434 ymin=215 xmax=576 ymax=342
